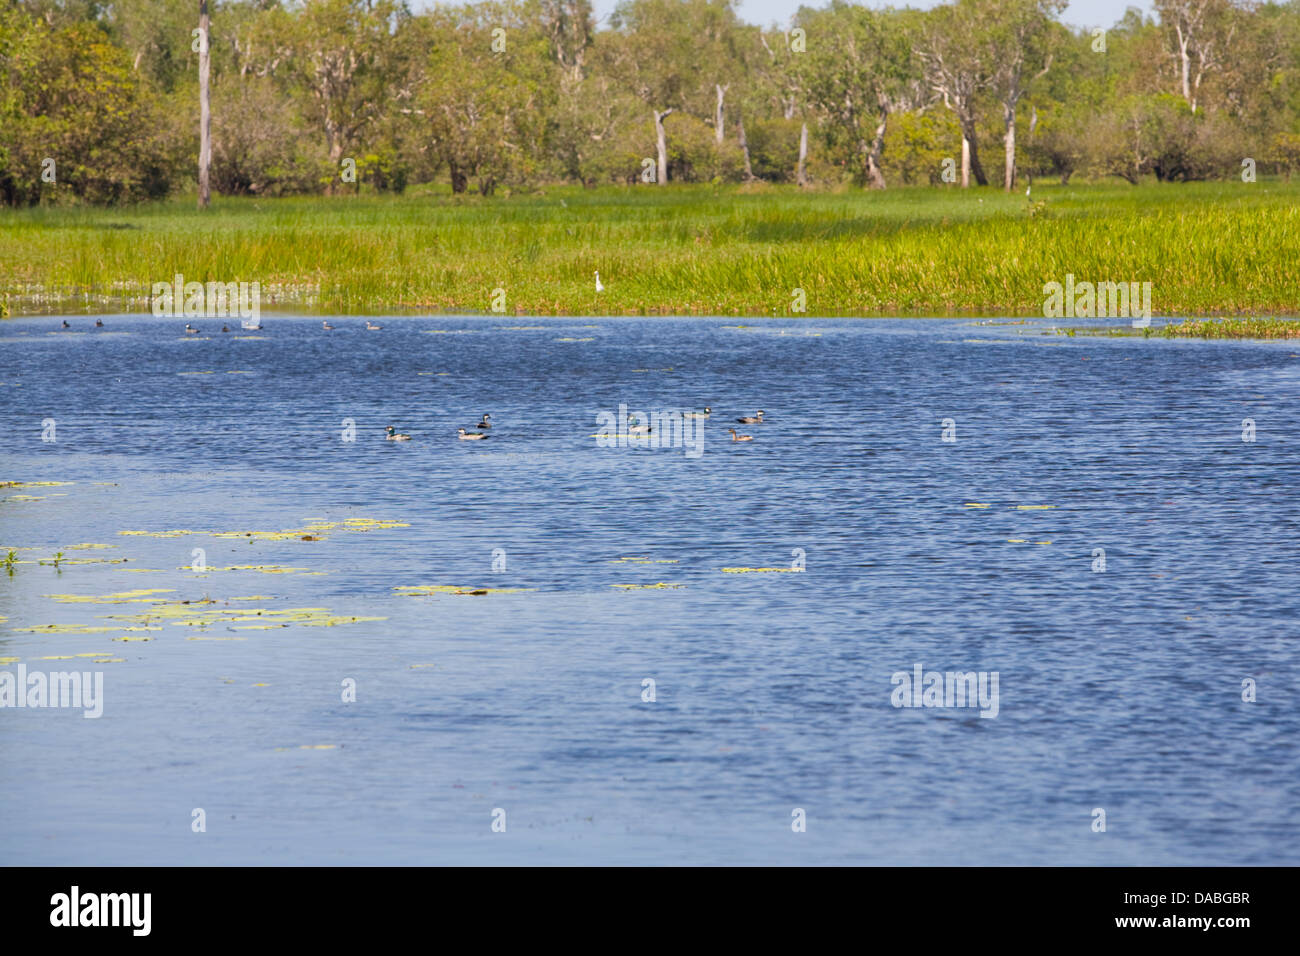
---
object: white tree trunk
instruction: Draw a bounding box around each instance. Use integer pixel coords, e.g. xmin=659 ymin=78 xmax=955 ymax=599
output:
xmin=198 ymin=0 xmax=211 ymax=209
xmin=654 ymin=108 xmax=673 ymax=185
xmin=797 ymin=121 xmax=808 ymax=187
xmin=1003 ymin=104 xmax=1016 ymax=191
xmin=961 ymin=134 xmax=971 ymax=189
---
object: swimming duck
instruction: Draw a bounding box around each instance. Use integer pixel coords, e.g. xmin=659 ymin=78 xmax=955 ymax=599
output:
xmin=475 ymin=414 xmax=491 ymax=429
xmin=322 ymin=321 xmax=334 ymax=330
xmin=184 ymin=324 xmax=199 ymax=334
xmin=95 ymin=319 xmax=104 ymax=327
xmin=729 ymin=428 xmax=754 ymax=442
xmin=684 ymin=406 xmax=711 ymax=419
xmin=385 ymin=426 xmax=411 ymax=441
xmin=61 ymin=320 xmax=70 ymax=328
xmin=457 ymin=428 xmax=489 ymax=440
xmin=627 ymin=415 xmax=652 ymax=436
xmin=365 ymin=321 xmax=383 ymax=330
xmin=736 ymin=410 xmax=764 ymax=424
xmin=221 ymin=325 xmax=230 ymax=333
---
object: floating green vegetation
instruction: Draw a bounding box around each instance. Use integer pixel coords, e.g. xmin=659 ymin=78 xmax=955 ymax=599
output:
xmin=183 ymin=565 xmax=313 ymax=574
xmin=0 ymin=481 xmax=74 ymax=489
xmin=1007 ymin=539 xmax=1053 ymax=545
xmin=720 ymin=567 xmax=802 ymax=573
xmin=394 ymin=584 xmax=535 ymax=596
xmin=14 ymin=623 xmax=163 ymax=634
xmin=610 ymin=582 xmax=684 ymax=589
xmin=1158 ymin=317 xmax=1300 ymax=339
xmin=610 ymin=557 xmax=679 ymax=564
xmin=44 ymin=588 xmax=176 ymax=603
xmin=120 ymin=516 xmax=409 ymax=541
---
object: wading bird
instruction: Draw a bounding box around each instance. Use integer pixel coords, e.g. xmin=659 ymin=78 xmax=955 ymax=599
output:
xmin=595 ymin=271 xmax=604 ymax=293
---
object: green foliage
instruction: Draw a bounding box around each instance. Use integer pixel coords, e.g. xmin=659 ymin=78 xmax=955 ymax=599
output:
xmin=1 ymin=181 xmax=1296 ymax=317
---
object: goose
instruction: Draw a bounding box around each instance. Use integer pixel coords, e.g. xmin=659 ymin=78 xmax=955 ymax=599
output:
xmin=475 ymin=414 xmax=491 ymax=429
xmin=627 ymin=415 xmax=652 ymax=436
xmin=729 ymin=428 xmax=754 ymax=442
xmin=365 ymin=321 xmax=383 ymax=331
xmin=385 ymin=426 xmax=412 ymax=441
xmin=457 ymin=428 xmax=489 ymax=440
xmin=322 ymin=320 xmax=334 ymax=330
xmin=594 ymin=271 xmax=604 ymax=293
xmin=184 ymin=324 xmax=199 ymax=334
xmin=684 ymin=406 xmax=711 ymax=419
xmin=736 ymin=410 xmax=764 ymax=424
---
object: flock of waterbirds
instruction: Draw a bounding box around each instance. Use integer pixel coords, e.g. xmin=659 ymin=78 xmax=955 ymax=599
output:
xmin=52 ymin=319 xmax=766 ymax=444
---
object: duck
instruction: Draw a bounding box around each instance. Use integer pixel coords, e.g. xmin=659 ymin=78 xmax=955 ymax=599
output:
xmin=385 ymin=426 xmax=411 ymax=441
xmin=594 ymin=270 xmax=604 ymax=293
xmin=627 ymin=415 xmax=652 ymax=436
xmin=322 ymin=320 xmax=334 ymax=330
xmin=457 ymin=428 xmax=489 ymax=440
xmin=475 ymin=414 xmax=491 ymax=429
xmin=729 ymin=428 xmax=754 ymax=442
xmin=184 ymin=324 xmax=199 ymax=334
xmin=94 ymin=319 xmax=103 ymax=328
xmin=61 ymin=320 xmax=70 ymax=328
xmin=365 ymin=321 xmax=382 ymax=330
xmin=684 ymin=406 xmax=711 ymax=419
xmin=221 ymin=325 xmax=230 ymax=333
xmin=736 ymin=410 xmax=764 ymax=424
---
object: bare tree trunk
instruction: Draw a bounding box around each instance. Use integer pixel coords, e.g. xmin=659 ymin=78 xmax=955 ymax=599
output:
xmin=654 ymin=108 xmax=673 ymax=185
xmin=737 ymin=115 xmax=754 ymax=181
xmin=961 ymin=117 xmax=987 ymax=186
xmin=714 ymin=84 xmax=728 ymax=146
xmin=1003 ymin=103 xmax=1015 ymax=191
xmin=197 ymin=0 xmax=211 ymax=209
xmin=796 ymin=121 xmax=809 ymax=187
xmin=865 ymin=108 xmax=887 ymax=190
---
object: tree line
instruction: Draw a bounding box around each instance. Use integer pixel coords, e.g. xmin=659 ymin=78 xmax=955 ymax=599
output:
xmin=2 ymin=0 xmax=1298 ymax=205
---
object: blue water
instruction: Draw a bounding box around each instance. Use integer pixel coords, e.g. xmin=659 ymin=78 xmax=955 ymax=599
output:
xmin=2 ymin=315 xmax=1297 ymax=865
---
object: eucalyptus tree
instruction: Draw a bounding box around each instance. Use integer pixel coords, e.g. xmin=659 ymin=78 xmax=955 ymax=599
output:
xmin=916 ymin=0 xmax=990 ymax=186
xmin=796 ymin=2 xmax=915 ymax=189
xmin=609 ymin=0 xmax=733 ymax=183
xmin=982 ymin=0 xmax=1064 ymax=190
xmin=286 ymin=0 xmax=412 ymax=189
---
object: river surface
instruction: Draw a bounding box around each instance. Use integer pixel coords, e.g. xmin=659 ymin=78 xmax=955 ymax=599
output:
xmin=1 ymin=315 xmax=1297 ymax=865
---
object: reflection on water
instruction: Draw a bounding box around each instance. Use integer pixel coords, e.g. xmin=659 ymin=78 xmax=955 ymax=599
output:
xmin=1 ymin=315 xmax=1297 ymax=864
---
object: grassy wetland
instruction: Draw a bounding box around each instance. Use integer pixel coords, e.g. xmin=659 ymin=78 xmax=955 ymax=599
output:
xmin=2 ymin=180 xmax=1298 ymax=330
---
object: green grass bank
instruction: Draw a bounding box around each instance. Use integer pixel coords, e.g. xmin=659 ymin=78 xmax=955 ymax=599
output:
xmin=2 ymin=181 xmax=1297 ymax=323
